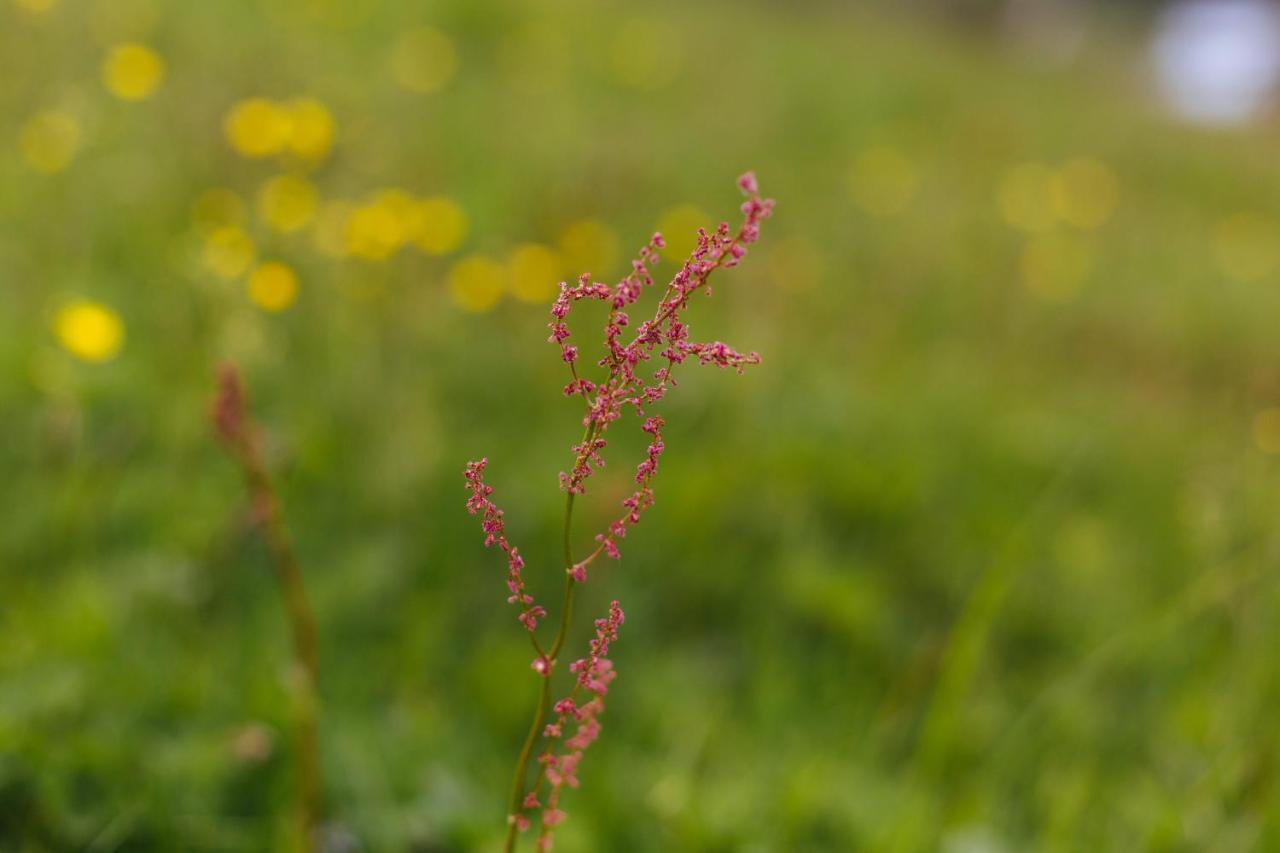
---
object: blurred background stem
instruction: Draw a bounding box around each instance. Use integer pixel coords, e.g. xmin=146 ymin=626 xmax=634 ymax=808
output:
xmin=245 ymin=464 xmax=320 ymax=853
xmin=214 ymin=368 xmax=321 ymax=853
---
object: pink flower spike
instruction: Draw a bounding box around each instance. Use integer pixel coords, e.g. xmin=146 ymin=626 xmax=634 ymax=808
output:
xmin=467 ymin=175 xmax=769 ymax=848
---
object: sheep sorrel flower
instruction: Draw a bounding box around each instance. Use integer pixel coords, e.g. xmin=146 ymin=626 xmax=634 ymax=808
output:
xmin=464 ymin=173 xmax=773 ymax=852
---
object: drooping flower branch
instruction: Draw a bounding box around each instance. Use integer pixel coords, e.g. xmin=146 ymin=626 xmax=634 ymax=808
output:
xmin=210 ymin=364 xmax=321 ymax=853
xmin=463 ymin=173 xmax=772 ymax=851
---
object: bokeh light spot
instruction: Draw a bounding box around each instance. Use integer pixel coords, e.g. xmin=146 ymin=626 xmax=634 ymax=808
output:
xmin=102 ymin=43 xmax=164 ymax=101
xmin=1212 ymin=212 xmax=1278 ymax=281
xmin=412 ymin=196 xmax=468 ymax=256
xmin=19 ymin=111 xmax=80 ymax=174
xmin=247 ymin=261 xmax=299 ymax=312
xmin=1050 ymin=158 xmax=1119 ymax=230
xmin=558 ymin=219 xmax=619 ymax=277
xmin=202 ymin=226 xmax=256 ymax=279
xmin=1253 ymin=407 xmax=1280 ymax=453
xmin=657 ymin=205 xmax=710 ymax=261
xmin=13 ymin=0 xmax=58 ymax=14
xmin=849 ymin=146 xmax=920 ymax=217
xmin=509 ymin=243 xmax=561 ymax=304
xmin=998 ymin=162 xmax=1057 ymax=232
xmin=258 ymin=174 xmax=319 ymax=233
xmin=224 ymin=98 xmax=291 ymax=159
xmin=284 ymin=98 xmax=335 ymax=162
xmin=449 ymin=255 xmax=505 ymax=313
xmin=345 ymin=200 xmax=403 ymax=261
xmin=53 ymin=300 xmax=124 ymax=362
xmin=390 ymin=28 xmax=458 ymax=94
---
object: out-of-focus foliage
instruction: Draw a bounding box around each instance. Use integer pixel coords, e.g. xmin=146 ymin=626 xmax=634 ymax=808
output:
xmin=3 ymin=0 xmax=1280 ymax=850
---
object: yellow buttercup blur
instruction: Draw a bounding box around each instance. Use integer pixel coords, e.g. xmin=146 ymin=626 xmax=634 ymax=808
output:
xmin=413 ymin=197 xmax=468 ymax=256
xmin=449 ymin=255 xmax=505 ymax=313
xmin=224 ymin=99 xmax=291 ymax=159
xmin=559 ymin=220 xmax=619 ymax=277
xmin=284 ymin=98 xmax=335 ymax=161
xmin=247 ymin=262 xmax=300 ymax=312
xmin=102 ymin=43 xmax=165 ymax=101
xmin=390 ymin=28 xmax=458 ymax=94
xmin=53 ymin=300 xmax=124 ymax=362
xmin=258 ymin=175 xmax=319 ymax=233
xmin=508 ymin=244 xmax=561 ymax=304
xmin=202 ymin=227 xmax=256 ymax=280
xmin=19 ymin=111 xmax=80 ymax=174
xmin=657 ymin=205 xmax=710 ymax=261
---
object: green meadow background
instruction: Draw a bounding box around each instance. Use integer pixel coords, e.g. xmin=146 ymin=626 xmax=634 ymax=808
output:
xmin=4 ymin=0 xmax=1280 ymax=849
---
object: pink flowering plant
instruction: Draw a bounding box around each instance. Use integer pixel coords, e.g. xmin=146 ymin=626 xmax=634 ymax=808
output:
xmin=464 ymin=173 xmax=774 ymax=851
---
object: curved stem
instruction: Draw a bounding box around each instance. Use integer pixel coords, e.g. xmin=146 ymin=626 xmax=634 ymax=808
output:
xmin=502 ymin=423 xmax=595 ymax=853
xmin=503 ymin=671 xmax=552 ymax=852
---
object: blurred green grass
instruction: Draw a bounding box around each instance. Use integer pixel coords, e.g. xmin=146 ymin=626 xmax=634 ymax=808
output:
xmin=4 ymin=0 xmax=1280 ymax=850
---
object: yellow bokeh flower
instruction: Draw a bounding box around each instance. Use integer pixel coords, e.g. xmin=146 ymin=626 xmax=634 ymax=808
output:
xmin=390 ymin=27 xmax=458 ymax=94
xmin=19 ymin=110 xmax=80 ymax=174
xmin=192 ymin=188 xmax=245 ymax=234
xmin=102 ymin=43 xmax=164 ymax=101
xmin=247 ymin=261 xmax=299 ymax=312
xmin=850 ymin=146 xmax=920 ymax=217
xmin=224 ymin=98 xmax=291 ymax=159
xmin=346 ymin=194 xmax=409 ymax=261
xmin=558 ymin=220 xmax=619 ymax=276
xmin=657 ymin=205 xmax=710 ymax=261
xmin=1050 ymin=159 xmax=1118 ymax=231
xmin=1020 ymin=232 xmax=1093 ymax=301
xmin=258 ymin=174 xmax=319 ymax=233
xmin=509 ymin=243 xmax=561 ymax=304
xmin=448 ymin=255 xmax=505 ymax=312
xmin=998 ymin=163 xmax=1056 ymax=232
xmin=1212 ymin=213 xmax=1278 ymax=282
xmin=1253 ymin=408 xmax=1280 ymax=454
xmin=202 ymin=226 xmax=256 ymax=279
xmin=13 ymin=0 xmax=58 ymax=14
xmin=413 ymin=196 xmax=468 ymax=255
xmin=284 ymin=97 xmax=334 ymax=161
xmin=374 ymin=188 xmax=421 ymax=231
xmin=53 ymin=300 xmax=124 ymax=362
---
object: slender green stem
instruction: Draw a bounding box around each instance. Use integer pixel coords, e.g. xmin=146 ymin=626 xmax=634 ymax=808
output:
xmin=502 ymin=424 xmax=596 ymax=853
xmin=503 ymin=671 xmax=552 ymax=851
